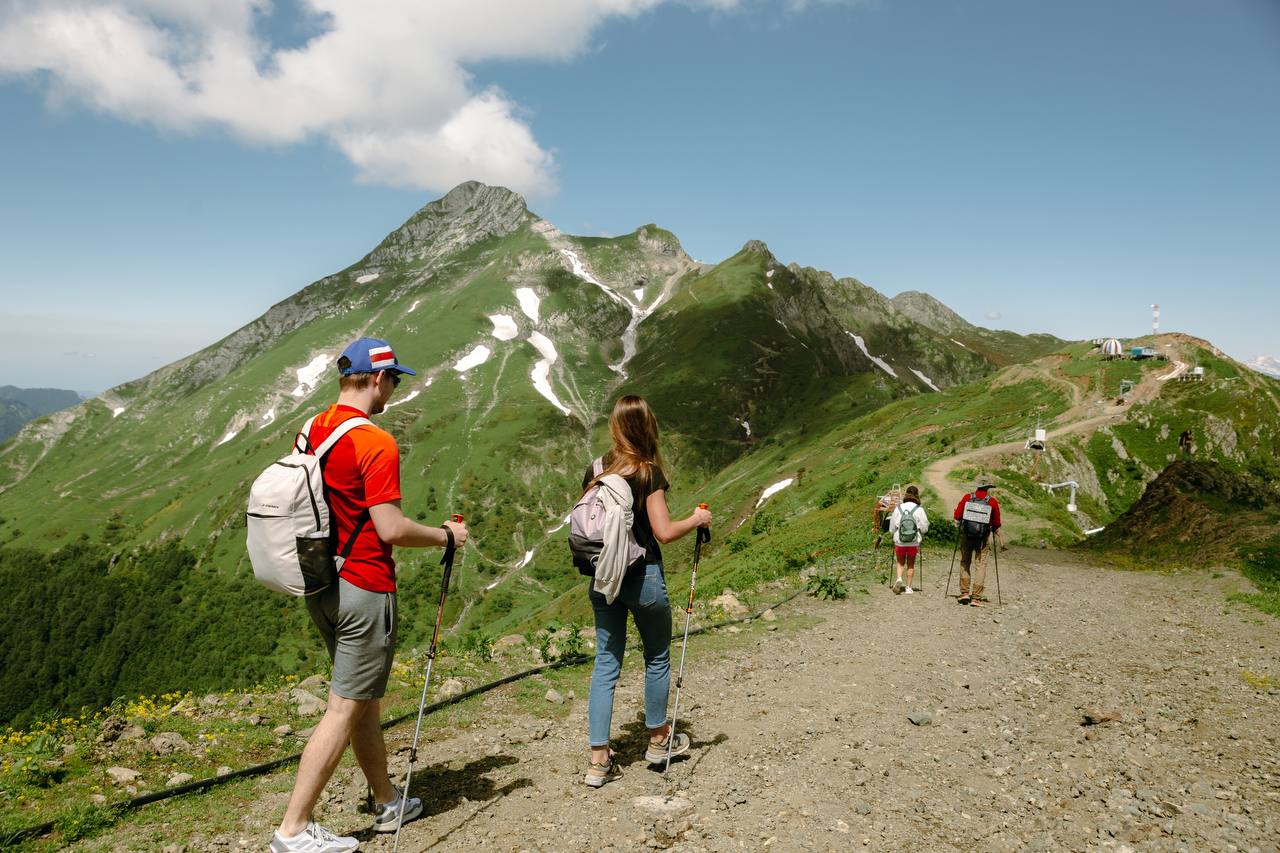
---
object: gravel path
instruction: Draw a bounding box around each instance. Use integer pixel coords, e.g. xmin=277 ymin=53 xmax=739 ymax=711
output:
xmin=137 ymin=549 xmax=1280 ymax=852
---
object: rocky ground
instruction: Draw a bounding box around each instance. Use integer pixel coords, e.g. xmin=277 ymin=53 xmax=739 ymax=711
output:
xmin=74 ymin=548 xmax=1279 ymax=852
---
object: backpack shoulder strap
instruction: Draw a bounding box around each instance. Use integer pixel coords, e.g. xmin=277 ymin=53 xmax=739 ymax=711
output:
xmin=592 ymin=456 xmax=604 ymax=477
xmin=313 ymin=416 xmax=374 ymax=459
xmin=294 ymin=416 xmax=318 ymax=453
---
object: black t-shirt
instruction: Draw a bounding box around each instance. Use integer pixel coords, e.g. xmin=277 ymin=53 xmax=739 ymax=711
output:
xmin=581 ymin=458 xmax=671 ymax=566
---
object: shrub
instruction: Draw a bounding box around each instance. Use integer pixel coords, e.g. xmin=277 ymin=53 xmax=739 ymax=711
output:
xmin=807 ymin=574 xmax=848 ymax=600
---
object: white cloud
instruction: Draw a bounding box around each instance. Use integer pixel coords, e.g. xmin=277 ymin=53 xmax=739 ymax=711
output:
xmin=0 ymin=0 xmax=796 ymax=196
xmin=984 ymin=311 xmax=1002 ymax=322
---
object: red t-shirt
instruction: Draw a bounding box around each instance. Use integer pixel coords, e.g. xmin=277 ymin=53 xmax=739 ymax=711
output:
xmin=953 ymin=489 xmax=1002 ymax=530
xmin=307 ymin=405 xmax=401 ymax=593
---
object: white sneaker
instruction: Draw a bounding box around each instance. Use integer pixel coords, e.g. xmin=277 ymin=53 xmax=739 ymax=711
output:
xmin=269 ymin=821 xmax=359 ymax=853
xmin=371 ymin=786 xmax=424 ymax=832
xmin=903 ymin=586 xmax=914 ymax=595
xmin=892 ymin=578 xmax=904 ymax=593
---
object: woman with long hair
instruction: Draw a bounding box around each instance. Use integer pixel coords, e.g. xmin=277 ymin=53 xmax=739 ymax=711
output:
xmin=581 ymin=395 xmax=712 ymax=787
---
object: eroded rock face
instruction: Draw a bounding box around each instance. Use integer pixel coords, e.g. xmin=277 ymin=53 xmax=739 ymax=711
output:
xmin=367 ymin=181 xmax=532 ymax=266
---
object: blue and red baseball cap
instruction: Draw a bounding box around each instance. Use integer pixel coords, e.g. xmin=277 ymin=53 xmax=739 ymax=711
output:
xmin=338 ymin=337 xmax=416 ymax=376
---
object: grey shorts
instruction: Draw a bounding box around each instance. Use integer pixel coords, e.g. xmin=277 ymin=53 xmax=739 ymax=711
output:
xmin=305 ymin=577 xmax=397 ymax=700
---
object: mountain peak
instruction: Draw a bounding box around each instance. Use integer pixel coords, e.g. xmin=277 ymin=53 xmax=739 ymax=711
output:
xmin=365 ymin=181 xmax=533 ymax=266
xmin=740 ymin=239 xmax=775 ymax=261
xmin=890 ymin=290 xmax=974 ymax=336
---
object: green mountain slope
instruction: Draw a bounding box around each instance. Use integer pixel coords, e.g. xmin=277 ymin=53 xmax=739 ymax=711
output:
xmin=891 ymin=290 xmax=1067 ymax=366
xmin=0 ymin=182 xmax=1193 ymax=726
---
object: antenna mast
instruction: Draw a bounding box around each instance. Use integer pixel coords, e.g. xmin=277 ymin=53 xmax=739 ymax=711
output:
xmin=1152 ymin=303 xmax=1160 ymax=336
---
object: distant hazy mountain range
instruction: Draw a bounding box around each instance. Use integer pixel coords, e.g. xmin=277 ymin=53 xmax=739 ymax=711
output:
xmin=0 ymin=386 xmax=82 ymax=443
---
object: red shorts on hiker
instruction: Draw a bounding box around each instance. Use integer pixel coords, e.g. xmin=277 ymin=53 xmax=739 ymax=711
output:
xmin=895 ymin=545 xmax=919 ymax=559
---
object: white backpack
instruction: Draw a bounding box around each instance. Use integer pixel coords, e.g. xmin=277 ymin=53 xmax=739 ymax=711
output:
xmin=568 ymin=457 xmax=647 ymax=598
xmin=246 ymin=415 xmax=372 ymax=596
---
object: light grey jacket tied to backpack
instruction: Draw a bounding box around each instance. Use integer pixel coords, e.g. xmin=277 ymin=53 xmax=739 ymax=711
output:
xmin=568 ymin=458 xmax=647 ymax=604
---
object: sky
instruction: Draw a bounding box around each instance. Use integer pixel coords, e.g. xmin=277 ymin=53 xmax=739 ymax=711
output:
xmin=0 ymin=0 xmax=1277 ymax=394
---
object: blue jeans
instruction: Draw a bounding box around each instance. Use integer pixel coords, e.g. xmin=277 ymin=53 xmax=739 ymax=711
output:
xmin=587 ymin=563 xmax=673 ymax=747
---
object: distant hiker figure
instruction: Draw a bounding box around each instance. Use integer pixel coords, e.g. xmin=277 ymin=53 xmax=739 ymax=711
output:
xmin=953 ymin=475 xmax=1001 ymax=607
xmin=270 ymin=338 xmax=468 ymax=853
xmin=1179 ymin=428 xmax=1193 ymax=458
xmin=890 ymin=485 xmax=928 ymax=594
xmin=577 ymin=395 xmax=711 ymax=788
xmin=871 ymin=489 xmax=900 ymax=550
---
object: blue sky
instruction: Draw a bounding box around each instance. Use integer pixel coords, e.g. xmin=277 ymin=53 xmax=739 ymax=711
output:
xmin=1 ymin=0 xmax=1276 ymax=394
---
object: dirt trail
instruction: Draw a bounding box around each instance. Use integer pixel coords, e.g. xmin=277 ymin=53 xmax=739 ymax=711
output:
xmin=128 ymin=550 xmax=1280 ymax=852
xmin=923 ymin=355 xmax=1174 ymax=513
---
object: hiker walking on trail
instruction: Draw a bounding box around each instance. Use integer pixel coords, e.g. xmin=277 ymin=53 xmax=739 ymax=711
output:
xmin=872 ymin=491 xmax=896 ymax=549
xmin=270 ymin=338 xmax=468 ymax=853
xmin=577 ymin=395 xmax=712 ymax=788
xmin=953 ymin=475 xmax=1001 ymax=607
xmin=1179 ymin=428 xmax=1193 ymax=459
xmin=890 ymin=485 xmax=928 ymax=594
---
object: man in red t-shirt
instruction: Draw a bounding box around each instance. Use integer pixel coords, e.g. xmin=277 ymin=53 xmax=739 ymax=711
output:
xmin=952 ymin=475 xmax=1002 ymax=607
xmin=272 ymin=337 xmax=468 ymax=853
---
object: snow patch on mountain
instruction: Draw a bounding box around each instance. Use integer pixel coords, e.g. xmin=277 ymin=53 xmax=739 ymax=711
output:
xmin=950 ymin=338 xmax=969 ymax=349
xmin=489 ymin=314 xmax=519 ymax=341
xmin=454 ymin=345 xmax=492 ymax=373
xmin=292 ymin=354 xmax=333 ymax=397
xmin=112 ymin=406 xmax=126 ymax=418
xmin=261 ymin=408 xmax=276 ymax=425
xmin=633 ymin=288 xmax=645 ymax=302
xmin=737 ymin=418 xmax=751 ymax=437
xmin=528 ymin=332 xmax=571 ymax=416
xmin=910 ymin=368 xmax=940 ymax=392
xmin=386 ymin=390 xmax=419 ymax=409
xmin=846 ymin=332 xmax=898 ymax=378
xmin=515 ymin=288 xmax=540 ymax=323
xmin=408 ymin=299 xmax=421 ymax=314
xmin=217 ymin=429 xmax=238 ymax=446
xmin=516 ymin=549 xmax=535 ymax=569
xmin=756 ymin=478 xmax=795 ymax=508
xmin=355 ymin=273 xmax=380 ymax=284
xmin=559 ymin=248 xmax=627 ymax=309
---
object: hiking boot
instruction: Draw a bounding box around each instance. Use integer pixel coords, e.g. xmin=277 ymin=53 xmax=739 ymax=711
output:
xmin=584 ymin=750 xmax=622 ymax=788
xmin=371 ymin=786 xmax=423 ymax=833
xmin=269 ymin=821 xmax=359 ymax=853
xmin=903 ymin=586 xmax=914 ymax=595
xmin=957 ymin=595 xmax=971 ymax=605
xmin=892 ymin=578 xmax=904 ymax=594
xmin=645 ymin=731 xmax=691 ymax=765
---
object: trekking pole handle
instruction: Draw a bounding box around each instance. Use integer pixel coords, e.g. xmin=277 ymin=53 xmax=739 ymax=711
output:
xmin=440 ymin=514 xmax=463 ymax=568
xmin=693 ymin=504 xmax=711 ymax=558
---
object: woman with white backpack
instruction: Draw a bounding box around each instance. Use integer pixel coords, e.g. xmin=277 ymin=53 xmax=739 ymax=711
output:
xmin=578 ymin=395 xmax=712 ymax=787
xmin=890 ymin=484 xmax=929 ymax=594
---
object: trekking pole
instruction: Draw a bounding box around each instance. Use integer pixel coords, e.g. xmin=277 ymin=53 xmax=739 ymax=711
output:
xmin=944 ymin=537 xmax=959 ymax=598
xmin=666 ymin=506 xmax=710 ymax=775
xmin=993 ymin=533 xmax=1002 ymax=606
xmin=394 ymin=514 xmax=463 ymax=853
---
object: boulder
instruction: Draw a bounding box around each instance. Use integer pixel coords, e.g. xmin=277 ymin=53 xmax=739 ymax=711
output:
xmin=96 ymin=714 xmax=128 ymax=744
xmin=119 ymin=724 xmax=146 ymax=741
xmin=1081 ymin=707 xmax=1123 ymax=726
xmin=297 ymin=674 xmax=327 ymax=690
xmin=761 ymin=608 xmax=777 ymax=622
xmin=495 ymin=634 xmax=527 ymax=649
xmin=167 ymin=772 xmax=195 ymax=787
xmin=149 ymin=732 xmax=193 ymax=755
xmin=632 ymin=795 xmax=694 ymax=817
xmin=439 ymin=678 xmax=465 ymax=699
xmin=710 ymin=589 xmax=748 ymax=617
xmin=907 ymin=711 xmax=933 ymax=726
xmin=107 ymin=766 xmax=142 ymax=785
xmin=272 ymin=724 xmax=293 ymax=736
xmin=545 ymin=689 xmax=566 ymax=705
xmin=291 ymin=688 xmax=328 ymax=716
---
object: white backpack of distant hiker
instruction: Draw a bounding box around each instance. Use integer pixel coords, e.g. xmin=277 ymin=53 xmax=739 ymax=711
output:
xmin=246 ymin=415 xmax=372 ymax=596
xmin=568 ymin=458 xmax=647 ymax=601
